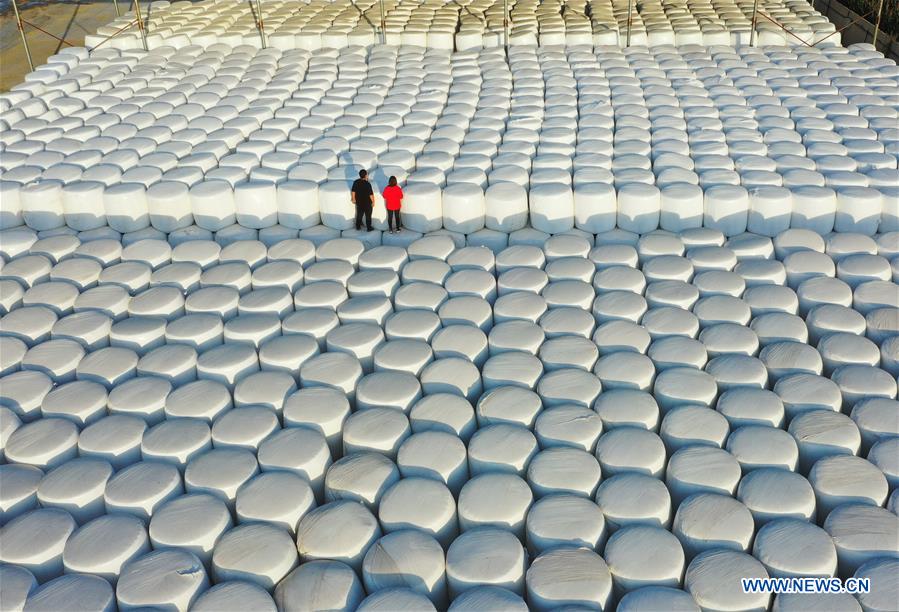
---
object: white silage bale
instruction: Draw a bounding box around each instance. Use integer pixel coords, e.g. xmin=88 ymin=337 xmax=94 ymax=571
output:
xmin=748 ymin=187 xmax=792 ymax=237
xmin=318 ymin=181 xmax=355 ymax=231
xmin=211 ymin=523 xmax=298 ymax=591
xmin=684 ymin=550 xmax=771 ymax=612
xmin=20 ymin=181 xmax=65 ymax=231
xmin=147 ymin=181 xmax=193 ymax=232
xmin=790 ymin=186 xmax=836 ymax=234
xmin=485 ymin=183 xmax=528 ymax=232
xmin=604 ymin=526 xmax=686 ymax=596
xmin=617 ymin=587 xmax=700 ymax=611
xmin=61 ymin=181 xmax=106 ymax=231
xmin=23 ymin=574 xmax=116 ymax=612
xmin=116 ymin=549 xmax=209 ymax=611
xmin=442 ymin=183 xmax=485 ymax=234
xmin=445 ymin=528 xmax=527 ymax=599
xmin=834 ymin=187 xmax=883 ymax=234
xmin=0 ymin=507 xmax=75 ymax=582
xmin=61 ymin=513 xmax=149 ymax=583
xmin=277 ymin=180 xmax=320 ymax=229
xmin=824 ymin=504 xmax=899 ymax=577
xmin=0 ymin=564 xmax=36 ymax=611
xmin=403 ymin=182 xmax=443 ymax=234
xmin=274 ymin=561 xmax=364 ymax=612
xmin=0 ymin=181 xmax=23 ymax=229
xmin=296 ymin=500 xmax=381 ymax=573
xmin=104 ymin=183 xmax=149 ymax=233
xmin=525 ymin=548 xmax=613 ymax=612
xmin=617 ymin=184 xmax=660 ymax=234
xmin=190 ymin=181 xmax=236 ymax=232
xmin=234 ymin=181 xmax=278 ymax=229
xmin=660 ymin=184 xmax=703 ymax=232
xmin=574 ymin=182 xmax=616 ymax=233
xmin=192 ymin=582 xmax=276 ymax=612
xmin=362 ymin=530 xmax=447 ymax=607
xmin=704 ymin=186 xmax=749 ymax=236
xmin=752 ymin=519 xmax=838 ymax=578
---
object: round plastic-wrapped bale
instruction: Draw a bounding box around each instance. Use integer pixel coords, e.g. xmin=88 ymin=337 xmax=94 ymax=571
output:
xmin=665 ymin=446 xmax=742 ymax=506
xmin=103 ymin=183 xmax=149 ymax=234
xmin=617 ymin=586 xmax=700 ymax=612
xmin=0 ymin=564 xmax=37 ymax=611
xmin=704 ymin=185 xmax=748 ymax=236
xmin=671 ymin=493 xmax=755 ymax=561
xmin=147 ymin=181 xmax=193 ymax=232
xmin=103 ymin=460 xmax=183 ymax=521
xmin=574 ymin=182 xmax=616 ymax=233
xmin=485 ymin=183 xmax=528 ymax=232
xmin=736 ymin=468 xmax=817 ymax=525
xmin=468 ymin=423 xmax=539 ymax=476
xmin=277 ymin=181 xmax=320 ymax=229
xmin=808 ymin=455 xmax=889 ymax=520
xmin=234 ymin=181 xmax=278 ymax=229
xmin=115 ymin=548 xmax=210 ymax=611
xmin=442 ymin=183 xmax=485 ymax=234
xmin=149 ymin=493 xmax=233 ymax=564
xmin=603 ymin=525 xmax=685 ymax=596
xmin=296 ymin=500 xmax=381 ymax=573
xmin=525 ymin=493 xmax=606 ymax=554
xmin=684 ymin=549 xmax=771 ymax=612
xmin=397 ymin=430 xmax=468 ymax=494
xmin=21 ymin=181 xmax=65 ymax=231
xmin=211 ymin=522 xmax=298 ymax=591
xmin=528 ymin=183 xmax=574 ymax=234
xmin=0 ymin=507 xmax=76 ymax=582
xmin=400 ymin=182 xmax=443 ymax=234
xmin=187 ymin=181 xmax=236 ymax=232
xmin=62 ymin=181 xmax=106 ymax=231
xmin=0 ymin=181 xmax=24 ymax=229
xmin=379 ymin=476 xmax=458 ymax=547
xmin=525 ymin=547 xmax=613 ymax=612
xmin=445 ymin=528 xmax=527 ymax=599
xmin=823 ymin=503 xmax=899 ymax=577
xmin=192 ymin=581 xmax=277 ymax=612
xmin=362 ymin=530 xmax=447 ymax=607
xmin=274 ymin=560 xmax=365 ymax=612
xmin=458 ymin=471 xmax=532 ymax=534
xmin=752 ymin=518 xmax=838 ymax=578
xmin=594 ymin=427 xmax=667 ymax=479
xmin=617 ymin=184 xmax=660 ymax=234
xmin=62 ymin=513 xmax=149 ymax=583
xmin=660 ymin=184 xmax=703 ymax=233
xmin=22 ymin=573 xmax=116 ymax=612
xmin=35 ymin=457 xmax=112 ymax=524
xmin=747 ymin=187 xmax=792 ymax=237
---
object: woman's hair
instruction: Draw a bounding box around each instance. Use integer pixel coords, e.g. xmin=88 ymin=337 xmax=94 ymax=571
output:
xmin=388 ymin=176 xmax=397 ymax=187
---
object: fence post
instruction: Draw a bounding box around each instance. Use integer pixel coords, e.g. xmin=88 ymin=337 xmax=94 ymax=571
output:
xmin=625 ymin=0 xmax=634 ymax=46
xmin=379 ymin=0 xmax=386 ymax=44
xmin=133 ymin=0 xmax=149 ymax=50
xmin=872 ymin=0 xmax=885 ymax=50
xmin=749 ymin=0 xmax=761 ymax=46
xmin=11 ymin=0 xmax=34 ymax=72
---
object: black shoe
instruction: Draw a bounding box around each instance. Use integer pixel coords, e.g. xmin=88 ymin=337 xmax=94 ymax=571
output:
xmin=367 ymin=227 xmax=374 ymax=232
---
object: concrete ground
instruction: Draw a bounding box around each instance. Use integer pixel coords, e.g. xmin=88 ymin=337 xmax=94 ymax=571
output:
xmin=1 ymin=1 xmax=121 ymax=91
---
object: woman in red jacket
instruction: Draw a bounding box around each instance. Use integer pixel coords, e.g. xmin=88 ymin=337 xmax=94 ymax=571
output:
xmin=382 ymin=176 xmax=403 ymax=234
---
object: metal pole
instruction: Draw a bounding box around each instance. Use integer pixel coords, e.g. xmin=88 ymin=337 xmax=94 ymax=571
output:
xmin=749 ymin=0 xmax=761 ymax=46
xmin=254 ymin=0 xmax=266 ymax=48
xmin=503 ymin=0 xmax=509 ymax=57
xmin=872 ymin=0 xmax=885 ymax=49
xmin=625 ymin=0 xmax=633 ymax=46
xmin=10 ymin=0 xmax=34 ymax=72
xmin=378 ymin=0 xmax=386 ymax=44
xmin=132 ymin=0 xmax=149 ymax=50
xmin=112 ymin=0 xmax=121 ymax=17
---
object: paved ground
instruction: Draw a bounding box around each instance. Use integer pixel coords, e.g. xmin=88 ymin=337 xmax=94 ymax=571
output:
xmin=1 ymin=1 xmax=121 ymax=91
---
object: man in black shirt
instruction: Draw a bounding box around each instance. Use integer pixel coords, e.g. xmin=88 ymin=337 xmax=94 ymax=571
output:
xmin=351 ymin=169 xmax=375 ymax=232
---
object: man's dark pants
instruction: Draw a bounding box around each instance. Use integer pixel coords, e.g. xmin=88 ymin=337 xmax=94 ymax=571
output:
xmin=355 ymin=203 xmax=373 ymax=231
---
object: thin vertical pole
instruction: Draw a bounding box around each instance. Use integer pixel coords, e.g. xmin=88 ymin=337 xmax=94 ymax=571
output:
xmin=872 ymin=0 xmax=885 ymax=50
xmin=255 ymin=0 xmax=266 ymax=47
xmin=379 ymin=0 xmax=386 ymax=44
xmin=11 ymin=0 xmax=33 ymax=72
xmin=749 ymin=0 xmax=761 ymax=46
xmin=112 ymin=0 xmax=121 ymax=17
xmin=625 ymin=0 xmax=633 ymax=46
xmin=133 ymin=0 xmax=149 ymax=50
xmin=503 ymin=0 xmax=509 ymax=57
